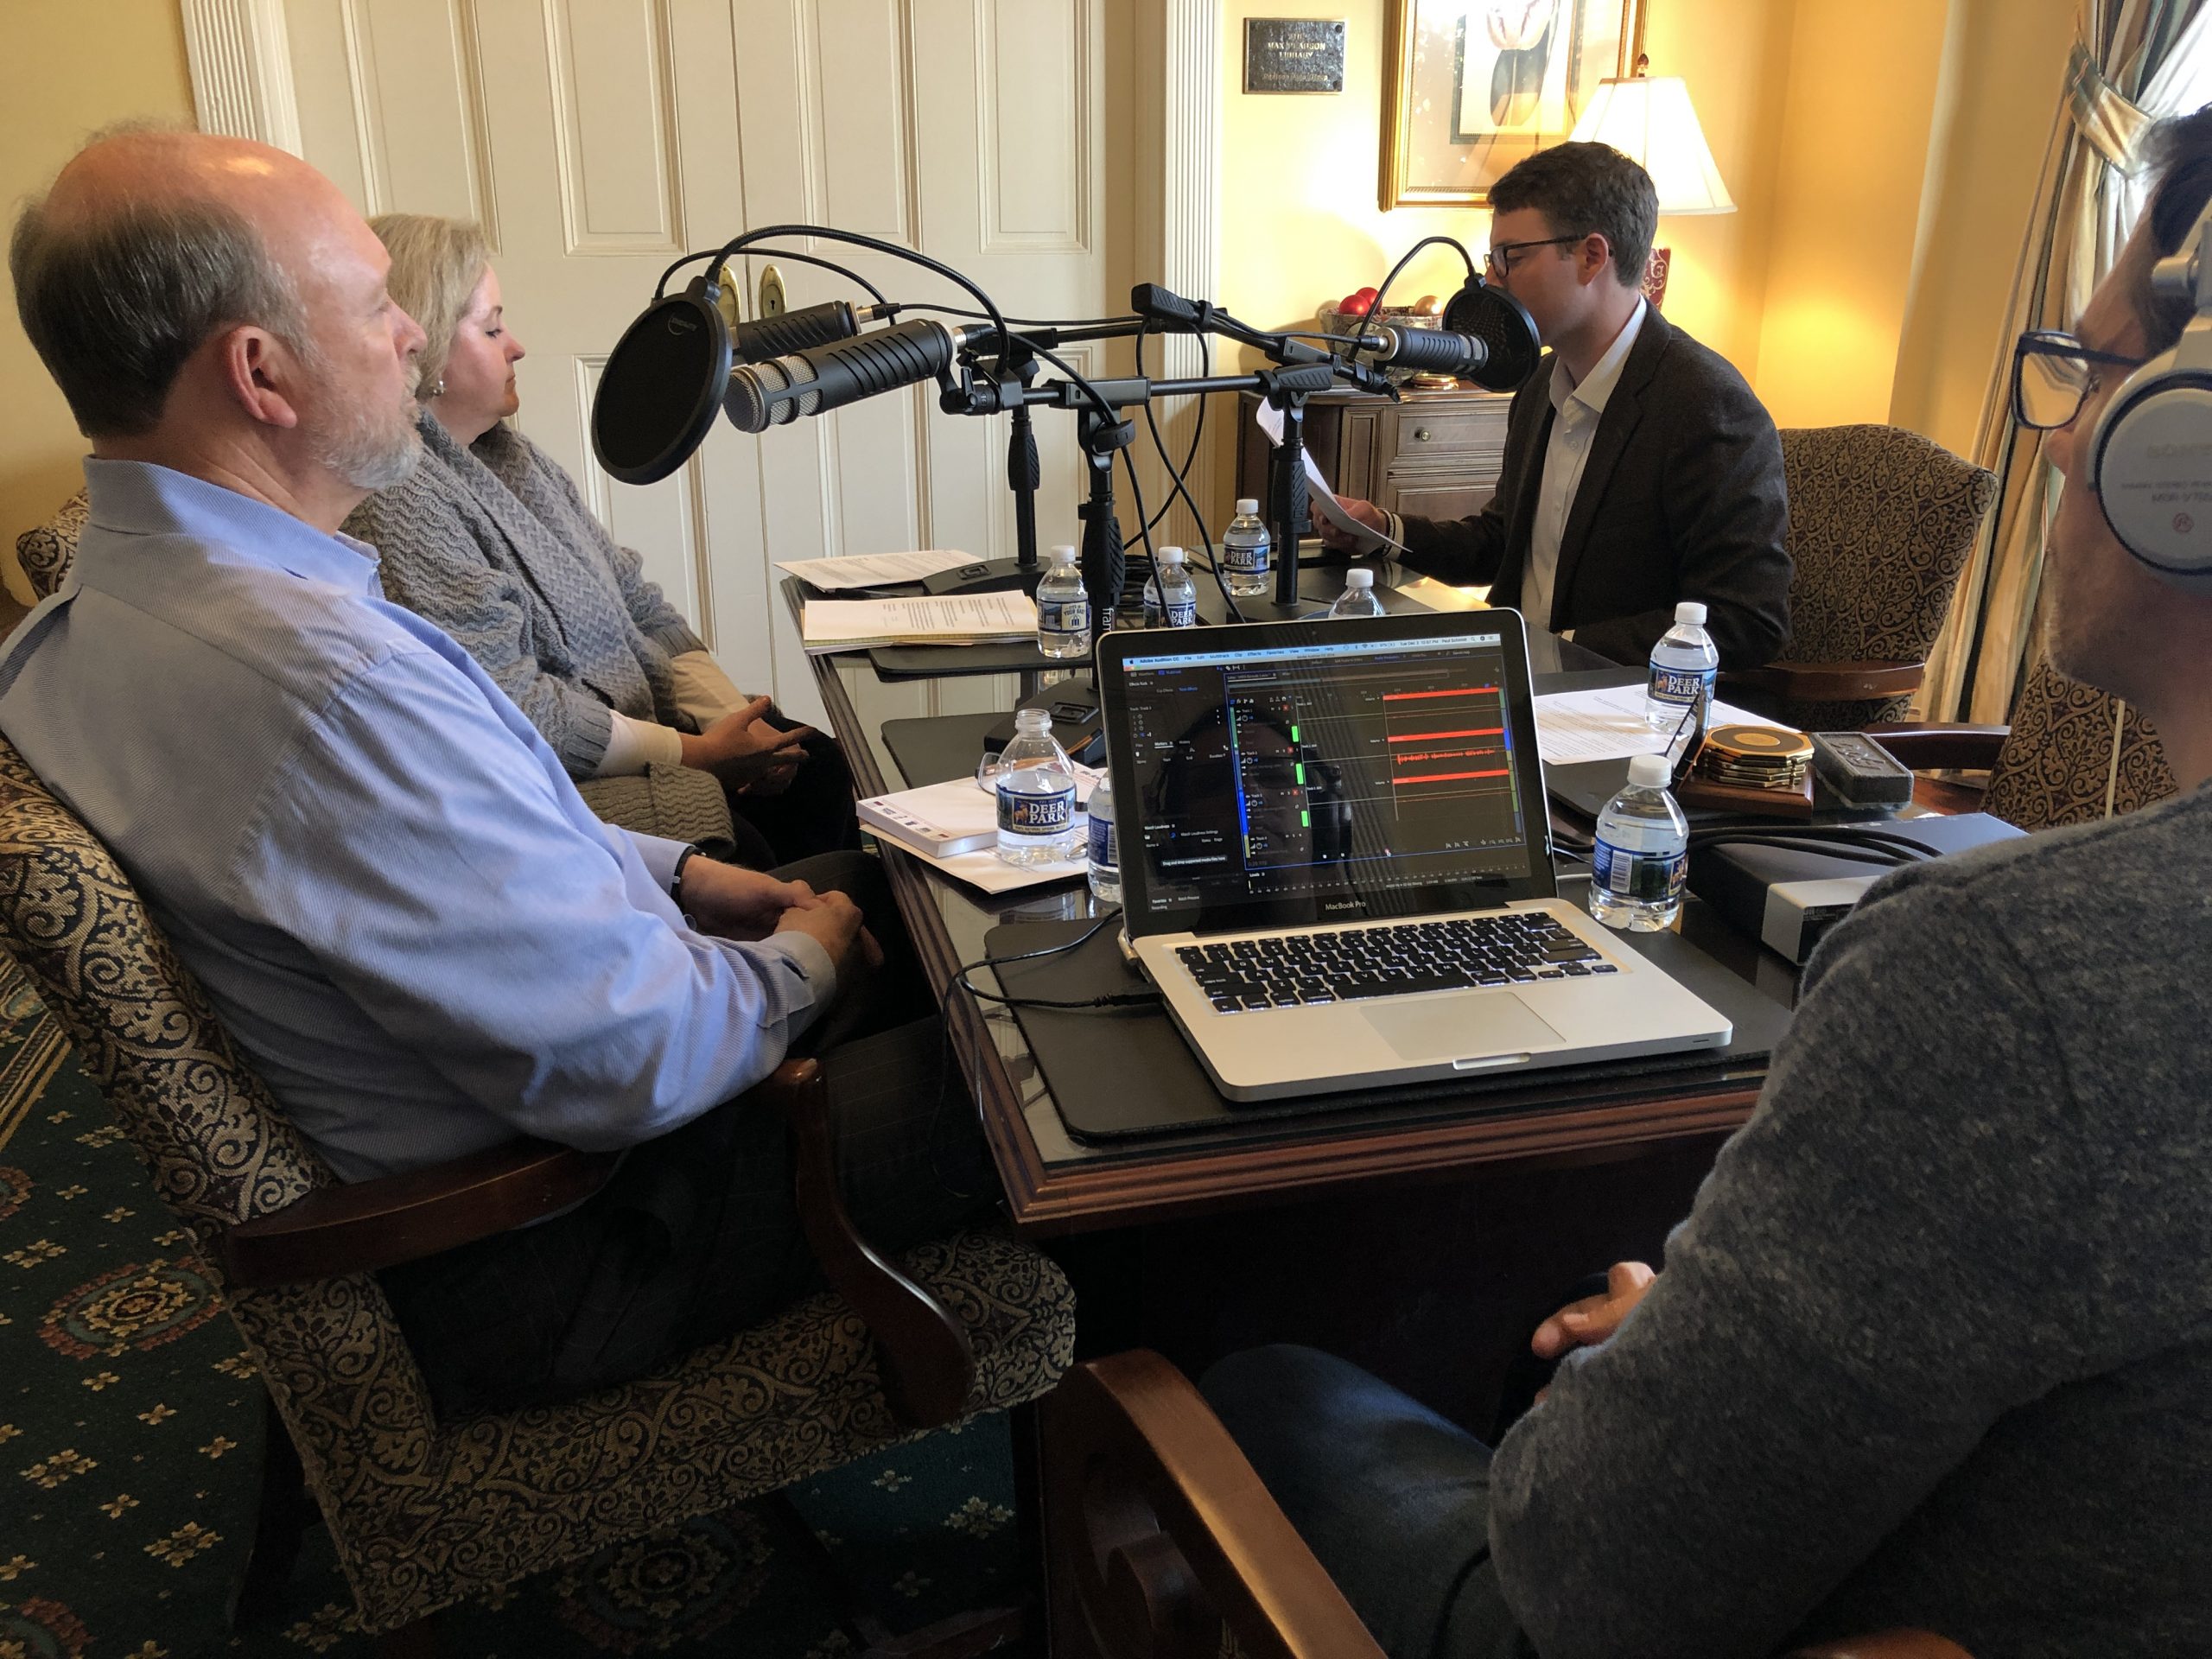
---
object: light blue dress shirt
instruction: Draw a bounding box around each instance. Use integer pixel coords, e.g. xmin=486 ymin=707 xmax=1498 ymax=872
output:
xmin=0 ymin=460 xmax=835 ymax=1183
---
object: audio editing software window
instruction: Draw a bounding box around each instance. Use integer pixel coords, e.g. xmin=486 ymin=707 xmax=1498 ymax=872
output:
xmin=1118 ymin=633 xmax=1536 ymax=917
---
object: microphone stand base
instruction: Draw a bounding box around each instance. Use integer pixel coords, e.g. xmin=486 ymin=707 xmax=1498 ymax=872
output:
xmin=921 ymin=557 xmax=1045 ymax=597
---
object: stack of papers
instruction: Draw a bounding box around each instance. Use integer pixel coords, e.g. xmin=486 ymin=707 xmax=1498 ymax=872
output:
xmin=776 ymin=550 xmax=978 ymax=590
xmin=1532 ymin=685 xmax=1787 ymax=766
xmin=800 ymin=591 xmax=1039 ymax=654
xmin=858 ymin=771 xmax=1103 ymax=893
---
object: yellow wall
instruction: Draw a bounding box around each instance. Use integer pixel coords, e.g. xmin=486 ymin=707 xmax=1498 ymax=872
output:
xmin=0 ymin=0 xmax=196 ymax=602
xmin=1749 ymin=1 xmax=1952 ymax=428
xmin=1888 ymin=0 xmax=2077 ymax=457
xmin=1217 ymin=0 xmax=2076 ymax=474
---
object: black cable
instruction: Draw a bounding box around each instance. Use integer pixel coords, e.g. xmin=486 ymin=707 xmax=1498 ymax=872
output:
xmin=652 ymin=245 xmax=892 ymax=308
xmin=947 ymin=909 xmax=1159 ymax=1011
xmin=709 ymin=224 xmax=1012 ymax=374
xmin=906 ymin=302 xmax=1145 ymax=330
xmin=1132 ymin=325 xmax=1238 ymax=623
xmin=1363 ymin=235 xmax=1479 ymax=354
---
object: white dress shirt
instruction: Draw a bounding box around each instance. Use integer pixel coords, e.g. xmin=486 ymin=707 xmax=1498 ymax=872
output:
xmin=1522 ymin=297 xmax=1646 ymax=633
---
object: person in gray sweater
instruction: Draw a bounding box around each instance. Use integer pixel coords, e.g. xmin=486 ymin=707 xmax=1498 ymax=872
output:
xmin=342 ymin=214 xmax=857 ymax=867
xmin=1201 ymin=108 xmax=2212 ymax=1659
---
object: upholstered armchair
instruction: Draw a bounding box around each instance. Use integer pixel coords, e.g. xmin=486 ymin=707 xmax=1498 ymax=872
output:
xmin=0 ymin=734 xmax=1076 ymax=1652
xmin=1721 ymin=426 xmax=1998 ymax=732
xmin=1872 ymin=651 xmax=2177 ymax=830
xmin=14 ymin=486 xmax=83 ymax=601
xmin=1043 ymin=1351 xmax=1974 ymax=1659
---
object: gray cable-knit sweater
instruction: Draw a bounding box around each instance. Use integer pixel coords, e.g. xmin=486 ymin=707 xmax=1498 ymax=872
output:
xmin=343 ymin=413 xmax=706 ymax=776
xmin=1490 ymin=782 xmax=2212 ymax=1659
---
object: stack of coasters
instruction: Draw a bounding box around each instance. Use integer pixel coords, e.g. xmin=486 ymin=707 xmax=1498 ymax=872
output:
xmin=1694 ymin=724 xmax=1814 ymax=791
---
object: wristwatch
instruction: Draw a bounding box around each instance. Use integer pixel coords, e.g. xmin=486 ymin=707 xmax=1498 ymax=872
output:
xmin=669 ymin=842 xmax=702 ymax=904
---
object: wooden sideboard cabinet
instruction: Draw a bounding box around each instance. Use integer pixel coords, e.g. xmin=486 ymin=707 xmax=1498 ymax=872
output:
xmin=1234 ymin=384 xmax=1513 ymax=530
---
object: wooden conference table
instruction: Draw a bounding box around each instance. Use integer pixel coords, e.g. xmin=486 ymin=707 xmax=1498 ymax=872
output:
xmin=789 ymin=566 xmax=1795 ymax=1424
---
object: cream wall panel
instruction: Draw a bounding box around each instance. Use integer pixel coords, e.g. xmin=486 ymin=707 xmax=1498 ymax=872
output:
xmin=810 ymin=0 xmax=915 ymax=240
xmin=544 ymin=0 xmax=684 ymax=253
xmin=979 ymin=0 xmax=1087 ymax=251
xmin=284 ymin=1 xmax=371 ymax=208
xmin=344 ymin=0 xmax=494 ymax=229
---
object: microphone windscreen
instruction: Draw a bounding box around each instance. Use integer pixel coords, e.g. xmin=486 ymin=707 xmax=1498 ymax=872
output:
xmin=1443 ymin=279 xmax=1541 ymax=392
xmin=592 ymin=288 xmax=730 ymax=485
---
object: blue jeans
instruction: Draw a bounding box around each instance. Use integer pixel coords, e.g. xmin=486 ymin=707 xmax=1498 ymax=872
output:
xmin=1200 ymin=1345 xmax=1534 ymax=1659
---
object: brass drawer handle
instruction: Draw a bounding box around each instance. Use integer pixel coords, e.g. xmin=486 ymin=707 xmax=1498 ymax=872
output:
xmin=1414 ymin=427 xmax=1433 ymax=442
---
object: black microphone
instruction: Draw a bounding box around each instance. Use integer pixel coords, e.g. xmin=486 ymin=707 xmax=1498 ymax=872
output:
xmin=1440 ymin=276 xmax=1542 ymax=392
xmin=722 ymin=319 xmax=990 ymax=435
xmin=1357 ymin=325 xmax=1496 ymax=377
xmin=731 ymin=297 xmax=894 ymax=362
xmin=590 ymin=281 xmax=902 ymax=486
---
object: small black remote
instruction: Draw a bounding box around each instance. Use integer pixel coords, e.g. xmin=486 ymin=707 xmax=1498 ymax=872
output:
xmin=1810 ymin=731 xmax=1916 ymax=807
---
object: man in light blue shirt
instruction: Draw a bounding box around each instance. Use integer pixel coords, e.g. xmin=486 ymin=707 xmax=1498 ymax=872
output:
xmin=2 ymin=128 xmax=985 ymax=1413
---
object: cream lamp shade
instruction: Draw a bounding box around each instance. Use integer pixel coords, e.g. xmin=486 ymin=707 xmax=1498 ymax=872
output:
xmin=1568 ymin=74 xmax=1736 ymax=215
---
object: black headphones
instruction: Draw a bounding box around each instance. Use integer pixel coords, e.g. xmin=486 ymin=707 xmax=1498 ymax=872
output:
xmin=2088 ymin=199 xmax=2212 ymax=587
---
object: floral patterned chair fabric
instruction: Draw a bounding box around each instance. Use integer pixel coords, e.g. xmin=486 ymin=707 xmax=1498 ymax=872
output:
xmin=1981 ymin=652 xmax=2177 ymax=829
xmin=15 ymin=488 xmax=85 ymax=601
xmin=0 ymin=734 xmax=1075 ymax=1634
xmin=1773 ymin=425 xmax=1998 ymax=729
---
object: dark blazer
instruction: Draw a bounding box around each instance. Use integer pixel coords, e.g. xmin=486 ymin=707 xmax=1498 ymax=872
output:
xmin=1397 ymin=307 xmax=1791 ymax=669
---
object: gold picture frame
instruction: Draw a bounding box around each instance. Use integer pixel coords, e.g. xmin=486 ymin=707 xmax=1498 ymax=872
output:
xmin=1380 ymin=0 xmax=1642 ymax=210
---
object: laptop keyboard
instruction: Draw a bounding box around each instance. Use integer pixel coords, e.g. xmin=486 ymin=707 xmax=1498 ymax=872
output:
xmin=1175 ymin=912 xmax=1616 ymax=1014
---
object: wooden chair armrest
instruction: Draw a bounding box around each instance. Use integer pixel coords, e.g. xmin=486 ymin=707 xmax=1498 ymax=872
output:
xmin=768 ymin=1056 xmax=976 ymax=1430
xmin=1788 ymin=1634 xmax=1975 ymax=1659
xmin=1719 ymin=660 xmax=1924 ymax=702
xmin=219 ymin=1139 xmax=620 ymax=1289
xmin=1042 ymin=1351 xmax=1385 ymax=1659
xmin=1861 ymin=721 xmax=2011 ymax=772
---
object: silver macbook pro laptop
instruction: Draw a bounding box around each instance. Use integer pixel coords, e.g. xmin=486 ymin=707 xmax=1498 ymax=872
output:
xmin=1095 ymin=607 xmax=1732 ymax=1102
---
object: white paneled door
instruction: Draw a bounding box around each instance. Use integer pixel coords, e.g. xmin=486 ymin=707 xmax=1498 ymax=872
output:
xmin=280 ymin=0 xmax=1118 ymax=729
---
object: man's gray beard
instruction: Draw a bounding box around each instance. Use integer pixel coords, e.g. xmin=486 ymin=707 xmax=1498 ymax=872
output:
xmin=313 ymin=394 xmax=423 ymax=491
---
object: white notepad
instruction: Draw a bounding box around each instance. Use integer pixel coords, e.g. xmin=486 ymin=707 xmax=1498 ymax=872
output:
xmin=800 ymin=592 xmax=1039 ymax=653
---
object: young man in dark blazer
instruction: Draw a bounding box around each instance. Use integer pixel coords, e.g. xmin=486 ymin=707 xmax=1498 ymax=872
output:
xmin=1323 ymin=143 xmax=1792 ymax=669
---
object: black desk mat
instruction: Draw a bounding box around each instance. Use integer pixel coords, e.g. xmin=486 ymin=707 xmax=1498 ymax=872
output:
xmin=988 ymin=916 xmax=1791 ymax=1146
xmin=882 ymin=712 xmax=1007 ymax=788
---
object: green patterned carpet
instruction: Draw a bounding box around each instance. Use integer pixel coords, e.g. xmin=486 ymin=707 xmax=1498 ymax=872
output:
xmin=0 ymin=957 xmax=1030 ymax=1656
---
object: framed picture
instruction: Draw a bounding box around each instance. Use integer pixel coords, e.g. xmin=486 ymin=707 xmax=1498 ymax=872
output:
xmin=1381 ymin=0 xmax=1638 ymax=209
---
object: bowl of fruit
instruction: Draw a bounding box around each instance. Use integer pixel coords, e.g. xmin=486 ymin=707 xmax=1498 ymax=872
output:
xmin=1316 ymin=289 xmax=1449 ymax=385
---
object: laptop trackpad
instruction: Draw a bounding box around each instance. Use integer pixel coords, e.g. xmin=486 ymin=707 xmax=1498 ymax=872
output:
xmin=1362 ymin=995 xmax=1562 ymax=1065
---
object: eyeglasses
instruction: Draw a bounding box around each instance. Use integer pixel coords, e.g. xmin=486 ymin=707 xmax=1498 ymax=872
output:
xmin=1484 ymin=235 xmax=1583 ymax=276
xmin=2012 ymin=329 xmax=2147 ymax=430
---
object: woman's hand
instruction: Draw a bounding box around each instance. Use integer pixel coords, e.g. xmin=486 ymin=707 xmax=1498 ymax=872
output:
xmin=678 ymin=696 xmax=815 ymax=787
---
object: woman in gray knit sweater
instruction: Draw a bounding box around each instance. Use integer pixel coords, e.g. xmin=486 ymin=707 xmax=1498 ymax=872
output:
xmin=343 ymin=215 xmax=857 ymax=866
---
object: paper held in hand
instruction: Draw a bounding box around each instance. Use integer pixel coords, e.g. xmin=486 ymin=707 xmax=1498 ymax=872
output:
xmin=800 ymin=591 xmax=1039 ymax=653
xmin=1251 ymin=400 xmax=1410 ymax=556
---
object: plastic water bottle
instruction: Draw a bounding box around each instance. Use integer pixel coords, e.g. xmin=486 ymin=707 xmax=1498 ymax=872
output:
xmin=1222 ymin=498 xmax=1272 ymax=599
xmin=1035 ymin=543 xmax=1090 ymax=660
xmin=1086 ymin=774 xmax=1121 ymax=904
xmin=1590 ymin=753 xmax=1689 ymax=931
xmin=1328 ymin=567 xmax=1385 ymax=619
xmin=1142 ymin=546 xmax=1199 ymax=628
xmin=1645 ymin=600 xmax=1719 ymax=730
xmin=994 ymin=708 xmax=1080 ymax=866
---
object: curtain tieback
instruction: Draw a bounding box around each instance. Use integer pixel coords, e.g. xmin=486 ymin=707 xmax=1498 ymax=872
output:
xmin=2069 ymin=41 xmax=2152 ymax=169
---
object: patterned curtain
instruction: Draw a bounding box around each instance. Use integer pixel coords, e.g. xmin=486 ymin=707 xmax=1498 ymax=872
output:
xmin=1922 ymin=0 xmax=2212 ymax=725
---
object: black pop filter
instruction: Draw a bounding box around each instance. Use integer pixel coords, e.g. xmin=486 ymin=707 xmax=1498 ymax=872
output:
xmin=591 ymin=277 xmax=731 ymax=486
xmin=1442 ymin=277 xmax=1541 ymax=392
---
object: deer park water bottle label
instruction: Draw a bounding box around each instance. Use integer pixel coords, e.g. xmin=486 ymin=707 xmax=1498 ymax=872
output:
xmin=1647 ymin=664 xmax=1715 ymax=706
xmin=998 ymin=783 xmax=1075 ymax=836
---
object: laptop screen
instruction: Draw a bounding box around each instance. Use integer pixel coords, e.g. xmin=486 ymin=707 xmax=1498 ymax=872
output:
xmin=1099 ymin=611 xmax=1554 ymax=938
